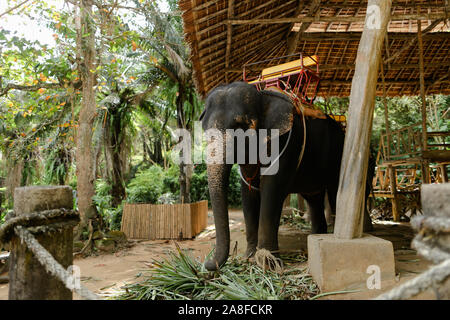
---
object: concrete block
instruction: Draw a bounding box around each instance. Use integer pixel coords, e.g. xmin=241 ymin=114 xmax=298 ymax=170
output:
xmin=278 ymin=226 xmax=308 ymax=253
xmin=308 ymin=233 xmax=395 ymax=292
xmin=421 ymin=183 xmax=450 ymax=217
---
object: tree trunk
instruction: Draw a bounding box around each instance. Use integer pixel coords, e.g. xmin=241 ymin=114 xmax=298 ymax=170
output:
xmin=75 ymin=0 xmax=97 ymax=230
xmin=109 ymin=129 xmax=126 ymax=207
xmin=176 ymin=86 xmax=191 ymax=203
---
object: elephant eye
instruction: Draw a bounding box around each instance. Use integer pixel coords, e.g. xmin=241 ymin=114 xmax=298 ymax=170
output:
xmin=234 ymin=115 xmax=244 ymax=123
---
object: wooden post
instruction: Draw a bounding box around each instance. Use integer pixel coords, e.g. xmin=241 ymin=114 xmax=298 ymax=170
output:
xmin=380 ymin=62 xmax=391 ymax=159
xmin=417 ymin=19 xmax=430 ymax=184
xmin=334 ymin=0 xmax=392 ymax=239
xmin=439 ymin=164 xmax=448 ymax=183
xmin=388 ymin=165 xmax=400 ymax=222
xmin=9 ymin=186 xmax=74 ymax=300
xmin=224 ymin=0 xmax=234 ymax=83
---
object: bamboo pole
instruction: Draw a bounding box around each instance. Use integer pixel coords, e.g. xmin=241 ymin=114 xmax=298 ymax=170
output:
xmin=418 ymin=19 xmax=430 ymax=184
xmin=380 ymin=62 xmax=391 ymax=159
xmin=224 ymin=0 xmax=234 ymax=83
xmin=388 ymin=165 xmax=400 ymax=222
xmin=227 ymin=13 xmax=447 ymax=25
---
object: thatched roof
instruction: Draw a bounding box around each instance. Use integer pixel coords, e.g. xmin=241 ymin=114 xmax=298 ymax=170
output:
xmin=179 ymin=0 xmax=450 ymax=97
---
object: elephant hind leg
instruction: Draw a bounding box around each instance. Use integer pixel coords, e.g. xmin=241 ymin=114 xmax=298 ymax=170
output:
xmin=327 ymin=183 xmax=374 ymax=232
xmin=325 ymin=183 xmax=338 ymax=228
xmin=302 ymin=191 xmax=327 ymax=234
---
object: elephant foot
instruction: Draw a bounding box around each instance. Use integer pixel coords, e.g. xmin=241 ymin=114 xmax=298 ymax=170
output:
xmin=204 ymin=259 xmax=220 ymax=271
xmin=244 ymin=247 xmax=257 ymax=259
xmin=311 ymin=227 xmax=328 ymax=234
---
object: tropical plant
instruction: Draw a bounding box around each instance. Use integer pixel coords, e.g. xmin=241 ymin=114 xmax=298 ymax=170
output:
xmin=119 ymin=244 xmax=319 ymax=300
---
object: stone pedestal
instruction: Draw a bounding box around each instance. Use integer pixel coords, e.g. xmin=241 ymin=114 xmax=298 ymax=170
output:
xmin=278 ymin=226 xmax=308 ymax=253
xmin=308 ymin=234 xmax=395 ymax=292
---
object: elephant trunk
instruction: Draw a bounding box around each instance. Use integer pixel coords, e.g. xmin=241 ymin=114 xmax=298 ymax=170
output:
xmin=204 ymin=163 xmax=232 ymax=271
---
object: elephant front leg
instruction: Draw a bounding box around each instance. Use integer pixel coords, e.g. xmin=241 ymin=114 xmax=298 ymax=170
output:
xmin=257 ymin=183 xmax=286 ymax=254
xmin=241 ymin=176 xmax=260 ymax=259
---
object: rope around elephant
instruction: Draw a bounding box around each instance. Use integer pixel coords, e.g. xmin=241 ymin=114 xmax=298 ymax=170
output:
xmin=254 ymin=248 xmax=284 ymax=274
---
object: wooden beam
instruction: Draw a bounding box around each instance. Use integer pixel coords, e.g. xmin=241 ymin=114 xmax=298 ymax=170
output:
xmin=228 ymin=12 xmax=447 ymax=25
xmin=388 ymin=165 xmax=400 ymax=222
xmin=334 ymin=0 xmax=392 ymax=239
xmin=319 ymin=79 xmax=450 ymax=86
xmin=196 ymin=7 xmax=228 ymax=24
xmin=198 ymin=31 xmax=450 ymax=55
xmin=225 ymin=61 xmax=450 ymax=73
xmin=225 ymin=0 xmax=234 ymax=82
xmin=418 ymin=19 xmax=430 ymax=184
xmin=192 ymin=0 xmax=443 ymax=12
xmin=422 ymin=150 xmax=450 ymax=162
xmin=201 ymin=28 xmax=286 ymax=68
xmin=380 ymin=62 xmax=391 ymax=159
xmin=312 ymin=2 xmax=445 ymax=10
xmin=286 ymin=0 xmax=321 ymax=55
xmin=384 ymin=19 xmax=446 ymax=64
xmin=299 ymin=31 xmax=449 ymax=41
xmin=197 ymin=1 xmax=297 ymax=37
xmin=322 ymin=62 xmax=450 ymax=71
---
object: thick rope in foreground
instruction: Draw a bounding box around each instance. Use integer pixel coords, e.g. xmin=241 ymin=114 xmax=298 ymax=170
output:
xmin=14 ymin=226 xmax=100 ymax=300
xmin=374 ymin=258 xmax=450 ymax=300
xmin=0 ymin=208 xmax=79 ymax=243
xmin=254 ymin=249 xmax=284 ymax=274
xmin=375 ymin=214 xmax=450 ymax=300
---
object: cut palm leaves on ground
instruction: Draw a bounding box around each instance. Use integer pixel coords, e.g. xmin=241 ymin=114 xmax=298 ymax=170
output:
xmin=280 ymin=209 xmax=311 ymax=231
xmin=118 ymin=243 xmax=319 ymax=300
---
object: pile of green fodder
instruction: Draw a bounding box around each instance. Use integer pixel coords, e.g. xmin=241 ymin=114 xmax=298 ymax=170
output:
xmin=280 ymin=208 xmax=311 ymax=231
xmin=118 ymin=244 xmax=319 ymax=300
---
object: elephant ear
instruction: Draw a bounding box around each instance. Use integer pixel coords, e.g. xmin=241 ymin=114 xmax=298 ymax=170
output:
xmin=260 ymin=91 xmax=294 ymax=136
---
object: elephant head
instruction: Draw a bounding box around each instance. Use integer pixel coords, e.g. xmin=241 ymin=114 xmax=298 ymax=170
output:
xmin=200 ymin=82 xmax=295 ymax=271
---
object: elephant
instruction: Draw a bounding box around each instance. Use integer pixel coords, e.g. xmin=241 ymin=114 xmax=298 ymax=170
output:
xmin=200 ymin=81 xmax=372 ymax=271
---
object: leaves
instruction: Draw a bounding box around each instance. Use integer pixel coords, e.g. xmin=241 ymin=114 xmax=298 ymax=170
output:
xmin=118 ymin=247 xmax=319 ymax=300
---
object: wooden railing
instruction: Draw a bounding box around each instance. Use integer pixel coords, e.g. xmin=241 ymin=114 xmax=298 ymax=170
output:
xmin=373 ymin=124 xmax=449 ymax=193
xmin=378 ymin=122 xmax=422 ymax=163
xmin=377 ymin=123 xmax=450 ymax=164
xmin=372 ymin=123 xmax=449 ymax=221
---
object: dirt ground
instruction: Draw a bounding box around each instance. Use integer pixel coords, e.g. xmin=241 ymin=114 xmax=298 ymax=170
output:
xmin=0 ymin=210 xmax=437 ymax=300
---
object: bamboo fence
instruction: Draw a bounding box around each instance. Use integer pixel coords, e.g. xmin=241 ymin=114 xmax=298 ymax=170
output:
xmin=121 ymin=200 xmax=208 ymax=240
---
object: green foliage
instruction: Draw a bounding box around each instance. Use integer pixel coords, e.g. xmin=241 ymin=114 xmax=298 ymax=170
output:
xmin=228 ymin=165 xmax=242 ymax=208
xmin=118 ymin=245 xmax=318 ymax=300
xmin=280 ymin=209 xmax=311 ymax=231
xmin=189 ymin=163 xmax=209 ymax=203
xmin=0 ymin=187 xmax=7 ymax=224
xmin=189 ymin=163 xmax=242 ymax=208
xmin=126 ymin=165 xmax=172 ymax=204
xmin=124 ymin=163 xmax=242 ymax=208
xmin=92 ymin=179 xmax=123 ymax=231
